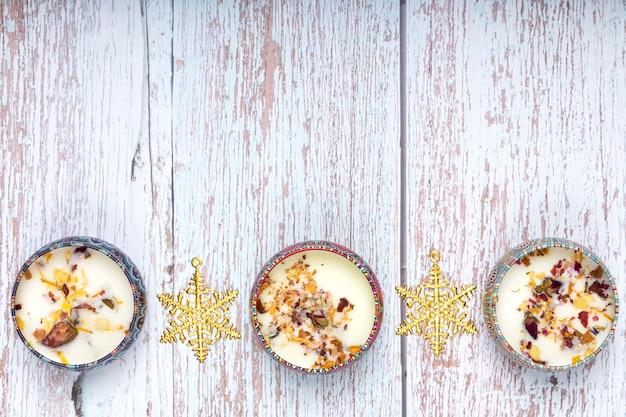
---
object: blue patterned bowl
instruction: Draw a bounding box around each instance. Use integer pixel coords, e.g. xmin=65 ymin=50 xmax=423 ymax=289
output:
xmin=483 ymin=238 xmax=619 ymax=371
xmin=250 ymin=240 xmax=384 ymax=374
xmin=11 ymin=236 xmax=146 ymax=371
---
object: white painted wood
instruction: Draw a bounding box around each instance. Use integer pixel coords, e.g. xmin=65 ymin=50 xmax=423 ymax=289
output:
xmin=2 ymin=0 xmax=625 ymax=416
xmin=1 ymin=1 xmax=400 ymax=416
xmin=1 ymin=1 xmax=148 ymax=416
xmin=168 ymin=1 xmax=401 ymax=416
xmin=405 ymin=1 xmax=626 ymax=416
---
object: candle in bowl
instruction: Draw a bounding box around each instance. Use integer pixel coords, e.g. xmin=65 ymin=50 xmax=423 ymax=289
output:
xmin=483 ymin=238 xmax=618 ymax=371
xmin=250 ymin=241 xmax=384 ymax=373
xmin=11 ymin=236 xmax=146 ymax=371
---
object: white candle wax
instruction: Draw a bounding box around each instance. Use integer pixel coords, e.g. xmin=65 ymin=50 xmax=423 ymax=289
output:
xmin=495 ymin=247 xmax=616 ymax=367
xmin=256 ymin=250 xmax=376 ymax=370
xmin=14 ymin=246 xmax=134 ymax=365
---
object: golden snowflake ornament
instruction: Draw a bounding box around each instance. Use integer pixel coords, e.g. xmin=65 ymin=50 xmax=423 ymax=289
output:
xmin=158 ymin=257 xmax=241 ymax=363
xmin=396 ymin=250 xmax=477 ymax=357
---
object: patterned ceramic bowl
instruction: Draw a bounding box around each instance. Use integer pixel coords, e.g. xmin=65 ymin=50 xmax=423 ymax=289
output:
xmin=11 ymin=236 xmax=146 ymax=371
xmin=250 ymin=240 xmax=384 ymax=373
xmin=483 ymin=238 xmax=619 ymax=371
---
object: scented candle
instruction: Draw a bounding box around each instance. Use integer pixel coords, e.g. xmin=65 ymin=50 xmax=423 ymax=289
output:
xmin=483 ymin=238 xmax=618 ymax=371
xmin=12 ymin=237 xmax=146 ymax=370
xmin=251 ymin=241 xmax=383 ymax=373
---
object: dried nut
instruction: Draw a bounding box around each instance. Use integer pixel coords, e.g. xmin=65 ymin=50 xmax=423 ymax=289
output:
xmin=337 ymin=297 xmax=350 ymax=312
xmin=313 ymin=316 xmax=329 ymax=328
xmin=41 ymin=321 xmax=78 ymax=348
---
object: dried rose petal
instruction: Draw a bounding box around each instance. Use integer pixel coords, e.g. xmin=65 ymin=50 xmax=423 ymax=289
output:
xmin=588 ymin=281 xmax=610 ymax=299
xmin=62 ymin=284 xmax=69 ymax=297
xmin=578 ymin=311 xmax=589 ymax=328
xmin=524 ymin=314 xmax=539 ymax=339
xmin=563 ymin=337 xmax=574 ymax=348
xmin=41 ymin=321 xmax=78 ymax=348
xmin=547 ymin=278 xmax=562 ymax=294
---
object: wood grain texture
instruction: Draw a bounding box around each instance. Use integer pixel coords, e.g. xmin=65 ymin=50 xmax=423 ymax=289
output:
xmin=2 ymin=0 xmax=625 ymax=416
xmin=1 ymin=1 xmax=148 ymax=416
xmin=2 ymin=1 xmax=400 ymax=416
xmin=168 ymin=1 xmax=400 ymax=416
xmin=405 ymin=1 xmax=626 ymax=416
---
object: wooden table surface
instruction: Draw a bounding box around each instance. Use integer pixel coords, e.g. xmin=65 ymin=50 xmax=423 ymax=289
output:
xmin=2 ymin=1 xmax=625 ymax=416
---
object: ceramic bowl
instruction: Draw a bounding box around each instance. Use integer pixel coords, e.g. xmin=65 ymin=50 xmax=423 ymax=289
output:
xmin=250 ymin=240 xmax=383 ymax=373
xmin=483 ymin=237 xmax=618 ymax=371
xmin=11 ymin=236 xmax=146 ymax=371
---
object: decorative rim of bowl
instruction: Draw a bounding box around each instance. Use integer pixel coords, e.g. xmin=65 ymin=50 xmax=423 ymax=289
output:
xmin=250 ymin=240 xmax=384 ymax=374
xmin=482 ymin=237 xmax=619 ymax=371
xmin=10 ymin=236 xmax=147 ymax=371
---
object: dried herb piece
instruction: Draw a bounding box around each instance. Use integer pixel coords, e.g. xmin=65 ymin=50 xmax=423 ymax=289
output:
xmin=102 ymin=298 xmax=115 ymax=309
xmin=41 ymin=321 xmax=78 ymax=348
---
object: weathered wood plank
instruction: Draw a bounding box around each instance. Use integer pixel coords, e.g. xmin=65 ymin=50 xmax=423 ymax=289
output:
xmin=404 ymin=1 xmax=626 ymax=416
xmin=1 ymin=1 xmax=149 ymax=416
xmin=169 ymin=1 xmax=401 ymax=416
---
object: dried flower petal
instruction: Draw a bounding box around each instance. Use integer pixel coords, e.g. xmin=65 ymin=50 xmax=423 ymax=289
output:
xmin=588 ymin=281 xmax=609 ymax=299
xmin=590 ymin=266 xmax=604 ymax=279
xmin=33 ymin=328 xmax=46 ymax=342
xmin=524 ymin=313 xmax=539 ymax=339
xmin=581 ymin=331 xmax=595 ymax=345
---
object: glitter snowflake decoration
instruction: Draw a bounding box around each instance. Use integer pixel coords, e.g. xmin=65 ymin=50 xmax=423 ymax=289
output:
xmin=396 ymin=250 xmax=477 ymax=357
xmin=158 ymin=257 xmax=240 ymax=363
